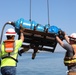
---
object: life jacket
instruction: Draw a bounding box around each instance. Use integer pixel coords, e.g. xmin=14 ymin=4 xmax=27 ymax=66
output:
xmin=64 ymin=57 xmax=76 ymax=66
xmin=1 ymin=40 xmax=18 ymax=62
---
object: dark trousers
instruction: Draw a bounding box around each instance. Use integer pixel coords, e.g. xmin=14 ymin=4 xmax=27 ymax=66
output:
xmin=1 ymin=66 xmax=16 ymax=75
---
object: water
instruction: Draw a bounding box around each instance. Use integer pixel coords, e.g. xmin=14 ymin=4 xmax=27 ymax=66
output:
xmin=0 ymin=52 xmax=67 ymax=75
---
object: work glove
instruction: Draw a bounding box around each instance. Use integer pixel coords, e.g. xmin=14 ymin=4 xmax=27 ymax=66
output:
xmin=58 ymin=30 xmax=65 ymax=40
xmin=20 ymin=24 xmax=25 ymax=33
xmin=58 ymin=30 xmax=65 ymax=36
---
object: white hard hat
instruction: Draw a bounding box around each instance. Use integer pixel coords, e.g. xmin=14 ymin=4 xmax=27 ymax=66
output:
xmin=5 ymin=28 xmax=16 ymax=35
xmin=70 ymin=33 xmax=76 ymax=38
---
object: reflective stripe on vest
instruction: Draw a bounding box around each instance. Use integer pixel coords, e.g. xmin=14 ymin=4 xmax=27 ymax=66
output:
xmin=5 ymin=48 xmax=13 ymax=52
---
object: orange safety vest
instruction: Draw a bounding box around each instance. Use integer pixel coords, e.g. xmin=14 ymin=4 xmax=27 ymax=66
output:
xmin=4 ymin=40 xmax=15 ymax=53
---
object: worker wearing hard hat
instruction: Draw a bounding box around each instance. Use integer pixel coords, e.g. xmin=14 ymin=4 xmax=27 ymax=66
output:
xmin=56 ymin=32 xmax=76 ymax=75
xmin=0 ymin=28 xmax=24 ymax=75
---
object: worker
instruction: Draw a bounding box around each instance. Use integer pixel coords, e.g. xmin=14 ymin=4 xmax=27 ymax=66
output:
xmin=0 ymin=28 xmax=24 ymax=75
xmin=56 ymin=32 xmax=76 ymax=75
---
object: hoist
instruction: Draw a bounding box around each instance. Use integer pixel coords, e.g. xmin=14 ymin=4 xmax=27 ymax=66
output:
xmin=0 ymin=0 xmax=64 ymax=59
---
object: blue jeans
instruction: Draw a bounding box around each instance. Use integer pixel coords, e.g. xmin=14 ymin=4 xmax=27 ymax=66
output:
xmin=1 ymin=66 xmax=16 ymax=75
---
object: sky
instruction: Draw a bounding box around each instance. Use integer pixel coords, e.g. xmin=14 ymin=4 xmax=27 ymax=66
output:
xmin=0 ymin=0 xmax=76 ymax=52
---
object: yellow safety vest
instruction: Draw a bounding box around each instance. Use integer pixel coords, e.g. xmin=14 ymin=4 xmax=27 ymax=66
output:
xmin=1 ymin=40 xmax=22 ymax=67
xmin=64 ymin=57 xmax=76 ymax=66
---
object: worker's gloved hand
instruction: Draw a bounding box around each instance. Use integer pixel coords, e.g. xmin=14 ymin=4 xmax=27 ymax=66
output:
xmin=58 ymin=30 xmax=65 ymax=36
xmin=58 ymin=30 xmax=65 ymax=40
xmin=20 ymin=29 xmax=24 ymax=33
xmin=20 ymin=24 xmax=25 ymax=33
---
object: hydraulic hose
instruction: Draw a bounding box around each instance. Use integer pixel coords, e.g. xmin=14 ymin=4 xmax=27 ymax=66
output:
xmin=0 ymin=21 xmax=15 ymax=45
